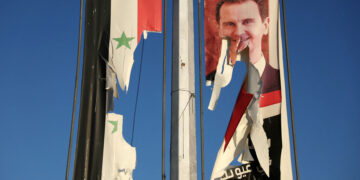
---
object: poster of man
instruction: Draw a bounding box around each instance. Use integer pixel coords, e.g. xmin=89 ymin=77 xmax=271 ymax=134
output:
xmin=205 ymin=0 xmax=274 ymax=81
xmin=205 ymin=0 xmax=293 ymax=179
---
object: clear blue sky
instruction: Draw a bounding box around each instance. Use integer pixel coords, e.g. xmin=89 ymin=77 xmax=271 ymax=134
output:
xmin=0 ymin=0 xmax=360 ymax=179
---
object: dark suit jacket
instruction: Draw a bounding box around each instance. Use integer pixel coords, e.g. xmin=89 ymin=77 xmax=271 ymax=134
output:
xmin=261 ymin=63 xmax=280 ymax=94
xmin=248 ymin=63 xmax=282 ymax=179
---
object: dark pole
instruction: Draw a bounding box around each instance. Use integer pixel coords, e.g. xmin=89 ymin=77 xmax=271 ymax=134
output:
xmin=281 ymin=0 xmax=300 ymax=179
xmin=65 ymin=0 xmax=84 ymax=179
xmin=162 ymin=0 xmax=167 ymax=179
xmin=72 ymin=0 xmax=109 ymax=178
xmin=198 ymin=0 xmax=204 ymax=180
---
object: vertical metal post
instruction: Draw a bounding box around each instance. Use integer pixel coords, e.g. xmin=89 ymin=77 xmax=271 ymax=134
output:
xmin=281 ymin=0 xmax=300 ymax=179
xmin=162 ymin=0 xmax=167 ymax=179
xmin=197 ymin=0 xmax=205 ymax=179
xmin=72 ymin=0 xmax=109 ymax=178
xmin=65 ymin=0 xmax=84 ymax=179
xmin=170 ymin=0 xmax=197 ymax=179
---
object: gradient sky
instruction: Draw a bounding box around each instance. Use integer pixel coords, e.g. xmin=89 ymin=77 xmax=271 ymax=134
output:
xmin=1 ymin=0 xmax=360 ymax=179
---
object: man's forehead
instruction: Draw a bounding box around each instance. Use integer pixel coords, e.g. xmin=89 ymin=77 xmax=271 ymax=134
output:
xmin=219 ymin=1 xmax=261 ymax=21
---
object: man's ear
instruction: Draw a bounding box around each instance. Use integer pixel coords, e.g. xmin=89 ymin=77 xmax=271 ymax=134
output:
xmin=263 ymin=17 xmax=270 ymax=35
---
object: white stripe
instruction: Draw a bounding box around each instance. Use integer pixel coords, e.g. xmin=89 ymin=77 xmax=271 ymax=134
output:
xmin=261 ymin=103 xmax=281 ymax=119
xmin=277 ymin=7 xmax=294 ymax=180
xmin=109 ymin=0 xmax=138 ymax=92
xmin=268 ymin=0 xmax=293 ymax=178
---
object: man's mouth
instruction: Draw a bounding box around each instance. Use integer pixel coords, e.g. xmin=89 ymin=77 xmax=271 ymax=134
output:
xmin=237 ymin=37 xmax=249 ymax=52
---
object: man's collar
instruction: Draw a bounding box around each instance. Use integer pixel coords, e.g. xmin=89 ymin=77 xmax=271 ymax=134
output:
xmin=253 ymin=55 xmax=266 ymax=77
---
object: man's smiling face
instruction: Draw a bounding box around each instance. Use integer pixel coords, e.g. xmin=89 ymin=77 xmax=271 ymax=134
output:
xmin=219 ymin=0 xmax=269 ymax=63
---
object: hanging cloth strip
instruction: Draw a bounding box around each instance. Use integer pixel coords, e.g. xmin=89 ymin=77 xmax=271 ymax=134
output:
xmin=102 ymin=113 xmax=136 ymax=180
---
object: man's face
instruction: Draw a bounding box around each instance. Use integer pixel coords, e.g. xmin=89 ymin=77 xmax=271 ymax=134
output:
xmin=219 ymin=0 xmax=269 ymax=61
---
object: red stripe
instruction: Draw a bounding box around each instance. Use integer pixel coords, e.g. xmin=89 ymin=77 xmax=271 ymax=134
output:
xmin=137 ymin=0 xmax=162 ymax=43
xmin=223 ymin=84 xmax=253 ymax=151
xmin=259 ymin=90 xmax=281 ymax=107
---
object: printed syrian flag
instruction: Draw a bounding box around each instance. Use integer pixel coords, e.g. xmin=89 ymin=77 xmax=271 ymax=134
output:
xmin=107 ymin=0 xmax=162 ymax=92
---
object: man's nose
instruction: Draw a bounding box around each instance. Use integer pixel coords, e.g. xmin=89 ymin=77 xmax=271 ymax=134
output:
xmin=233 ymin=24 xmax=245 ymax=37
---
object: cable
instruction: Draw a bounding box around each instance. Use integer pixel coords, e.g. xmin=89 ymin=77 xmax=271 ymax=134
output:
xmin=281 ymin=0 xmax=300 ymax=179
xmin=178 ymin=93 xmax=195 ymax=120
xmin=130 ymin=39 xmax=145 ymax=146
xmin=65 ymin=0 xmax=84 ymax=179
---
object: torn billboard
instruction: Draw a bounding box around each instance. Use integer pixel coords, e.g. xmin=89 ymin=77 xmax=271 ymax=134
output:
xmin=204 ymin=0 xmax=293 ymax=179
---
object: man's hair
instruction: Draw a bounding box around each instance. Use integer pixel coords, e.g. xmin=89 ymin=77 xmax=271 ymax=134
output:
xmin=216 ymin=0 xmax=267 ymax=23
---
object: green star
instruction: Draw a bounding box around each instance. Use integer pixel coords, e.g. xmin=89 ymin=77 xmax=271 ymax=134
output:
xmin=108 ymin=120 xmax=118 ymax=134
xmin=113 ymin=32 xmax=135 ymax=49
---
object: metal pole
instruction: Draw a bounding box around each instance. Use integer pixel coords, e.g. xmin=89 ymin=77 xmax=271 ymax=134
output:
xmin=281 ymin=0 xmax=300 ymax=179
xmin=162 ymin=0 xmax=167 ymax=179
xmin=197 ymin=0 xmax=204 ymax=180
xmin=72 ymin=0 xmax=109 ymax=178
xmin=65 ymin=0 xmax=84 ymax=179
xmin=170 ymin=0 xmax=197 ymax=179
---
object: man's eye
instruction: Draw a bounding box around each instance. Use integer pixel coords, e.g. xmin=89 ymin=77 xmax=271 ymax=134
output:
xmin=243 ymin=19 xmax=252 ymax=25
xmin=224 ymin=22 xmax=235 ymax=27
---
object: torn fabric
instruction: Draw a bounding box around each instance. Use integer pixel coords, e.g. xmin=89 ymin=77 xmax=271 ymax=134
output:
xmin=208 ymin=39 xmax=234 ymax=110
xmin=211 ymin=62 xmax=270 ymax=179
xmin=107 ymin=0 xmax=162 ymax=93
xmin=102 ymin=113 xmax=136 ymax=180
